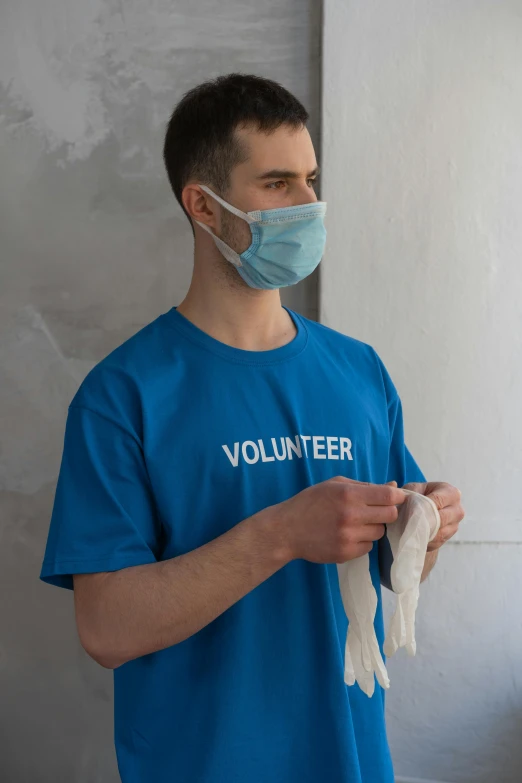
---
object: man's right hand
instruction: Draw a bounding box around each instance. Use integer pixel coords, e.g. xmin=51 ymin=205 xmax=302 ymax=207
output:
xmin=274 ymin=476 xmax=406 ymax=564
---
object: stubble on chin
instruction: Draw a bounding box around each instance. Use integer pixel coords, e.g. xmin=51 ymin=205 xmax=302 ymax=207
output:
xmin=214 ymin=210 xmax=253 ymax=292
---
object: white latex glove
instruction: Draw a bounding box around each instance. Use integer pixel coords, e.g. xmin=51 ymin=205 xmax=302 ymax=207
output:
xmin=383 ymin=489 xmax=440 ymax=658
xmin=337 ymin=555 xmax=390 ymax=698
xmin=337 ymin=488 xmax=441 ymax=697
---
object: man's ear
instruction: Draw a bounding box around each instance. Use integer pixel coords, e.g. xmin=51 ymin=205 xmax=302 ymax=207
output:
xmin=182 ymin=184 xmax=219 ymax=231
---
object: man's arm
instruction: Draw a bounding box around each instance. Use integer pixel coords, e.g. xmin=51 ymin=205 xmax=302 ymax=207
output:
xmin=420 ymin=549 xmax=438 ymax=582
xmin=73 ymin=477 xmax=406 ymax=670
xmin=74 ymin=506 xmax=291 ymax=670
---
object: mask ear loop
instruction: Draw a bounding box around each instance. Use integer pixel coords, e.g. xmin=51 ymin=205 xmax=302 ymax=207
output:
xmin=198 ymin=184 xmax=259 ymax=224
xmin=194 ymin=220 xmax=243 ymax=268
xmin=195 ymin=185 xmax=259 ymax=268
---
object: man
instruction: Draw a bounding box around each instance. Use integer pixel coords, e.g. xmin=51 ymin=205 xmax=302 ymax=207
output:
xmin=40 ymin=74 xmax=464 ymax=782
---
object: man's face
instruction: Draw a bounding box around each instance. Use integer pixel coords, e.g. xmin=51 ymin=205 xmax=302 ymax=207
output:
xmin=219 ymin=123 xmax=320 ymax=255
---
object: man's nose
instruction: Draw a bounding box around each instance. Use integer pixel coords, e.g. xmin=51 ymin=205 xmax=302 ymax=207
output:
xmin=292 ymin=180 xmax=318 ymax=205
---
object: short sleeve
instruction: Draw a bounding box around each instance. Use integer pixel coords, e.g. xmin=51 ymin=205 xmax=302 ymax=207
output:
xmin=371 ymin=348 xmax=427 ymax=486
xmin=40 ymin=405 xmax=162 ymax=591
xmin=386 ymin=391 xmax=427 ymax=486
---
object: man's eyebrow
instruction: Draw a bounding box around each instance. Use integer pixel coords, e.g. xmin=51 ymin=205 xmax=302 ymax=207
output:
xmin=255 ymin=166 xmax=321 ymax=180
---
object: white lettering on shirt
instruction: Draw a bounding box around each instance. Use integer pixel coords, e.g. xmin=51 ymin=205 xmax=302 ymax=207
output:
xmin=313 ymin=435 xmax=326 ymax=459
xmin=222 ymin=435 xmax=354 ymax=467
xmin=300 ymin=434 xmax=311 ymax=457
xmin=327 ymin=436 xmax=339 ymax=460
xmin=242 ymin=440 xmax=259 ymax=464
xmin=258 ymin=439 xmax=275 ymax=462
xmin=285 ymin=435 xmax=302 ymax=460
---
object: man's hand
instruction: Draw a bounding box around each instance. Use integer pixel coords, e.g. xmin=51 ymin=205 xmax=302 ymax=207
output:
xmin=401 ymin=481 xmax=465 ymax=551
xmin=384 ymin=480 xmax=465 ymax=583
xmin=276 ymin=476 xmax=407 ymax=565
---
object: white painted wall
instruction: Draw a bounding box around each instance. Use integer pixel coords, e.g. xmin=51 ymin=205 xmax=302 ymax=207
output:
xmin=322 ymin=2 xmax=522 ymax=781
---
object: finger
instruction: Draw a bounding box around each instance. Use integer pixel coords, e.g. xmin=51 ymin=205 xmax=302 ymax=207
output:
xmin=335 ymin=541 xmax=374 ymax=562
xmin=359 ymin=504 xmax=399 ymax=525
xmin=332 ymin=478 xmax=406 ymax=506
xmin=330 ymin=476 xmax=372 ymax=486
xmin=403 ymin=481 xmax=428 ymax=494
xmin=438 ymin=503 xmax=465 ymax=528
xmin=428 ymin=521 xmax=460 ymax=550
xmin=426 ymin=482 xmax=461 ymax=510
xmin=345 ymin=541 xmax=374 ymax=560
xmin=363 ymin=484 xmax=407 ymax=506
xmin=442 ymin=521 xmax=460 ymax=540
xmin=333 ymin=478 xmax=407 ymax=507
xmin=358 ymin=523 xmax=387 ymax=542
xmin=332 ymin=476 xmax=400 ymax=493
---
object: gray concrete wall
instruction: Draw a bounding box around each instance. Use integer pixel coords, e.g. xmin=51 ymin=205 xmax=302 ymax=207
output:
xmin=0 ymin=2 xmax=321 ymax=780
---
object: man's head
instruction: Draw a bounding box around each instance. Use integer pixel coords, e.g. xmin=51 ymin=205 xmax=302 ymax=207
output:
xmin=163 ymin=74 xmax=319 ymax=258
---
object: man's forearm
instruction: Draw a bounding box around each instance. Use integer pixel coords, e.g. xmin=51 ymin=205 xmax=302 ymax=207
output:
xmin=77 ymin=505 xmax=291 ymax=669
xmin=420 ymin=549 xmax=438 ymax=582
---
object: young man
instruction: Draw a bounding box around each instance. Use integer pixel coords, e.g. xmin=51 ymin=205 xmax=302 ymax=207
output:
xmin=40 ymin=74 xmax=464 ymax=782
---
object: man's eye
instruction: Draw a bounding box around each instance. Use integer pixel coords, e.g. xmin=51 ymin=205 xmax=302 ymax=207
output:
xmin=307 ymin=178 xmax=317 ymax=187
xmin=267 ymin=180 xmax=286 ymax=189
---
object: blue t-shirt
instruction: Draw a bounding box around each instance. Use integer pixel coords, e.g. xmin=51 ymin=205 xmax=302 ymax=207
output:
xmin=40 ymin=304 xmax=426 ymax=783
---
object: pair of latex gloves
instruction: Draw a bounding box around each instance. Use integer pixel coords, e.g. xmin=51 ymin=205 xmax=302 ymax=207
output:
xmin=337 ymin=489 xmax=441 ymax=698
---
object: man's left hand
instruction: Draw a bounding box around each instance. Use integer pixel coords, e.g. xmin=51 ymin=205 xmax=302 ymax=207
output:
xmin=402 ymin=481 xmax=465 ymax=551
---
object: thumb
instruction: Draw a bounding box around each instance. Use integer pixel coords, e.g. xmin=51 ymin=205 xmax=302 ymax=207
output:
xmin=386 ymin=480 xmax=398 ymax=487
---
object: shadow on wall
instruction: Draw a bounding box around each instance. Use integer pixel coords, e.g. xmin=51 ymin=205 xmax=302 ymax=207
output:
xmin=396 ymin=706 xmax=522 ymax=783
xmin=463 ymin=706 xmax=522 ymax=783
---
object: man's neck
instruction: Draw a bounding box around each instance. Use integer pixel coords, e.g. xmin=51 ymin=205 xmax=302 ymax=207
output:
xmin=175 ymin=287 xmax=297 ymax=352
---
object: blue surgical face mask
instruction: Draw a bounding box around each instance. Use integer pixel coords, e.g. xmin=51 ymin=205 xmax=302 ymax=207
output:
xmin=195 ymin=185 xmax=327 ymax=290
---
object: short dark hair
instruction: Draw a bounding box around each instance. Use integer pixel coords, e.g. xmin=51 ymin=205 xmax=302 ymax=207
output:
xmin=162 ymin=73 xmax=309 ymax=221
